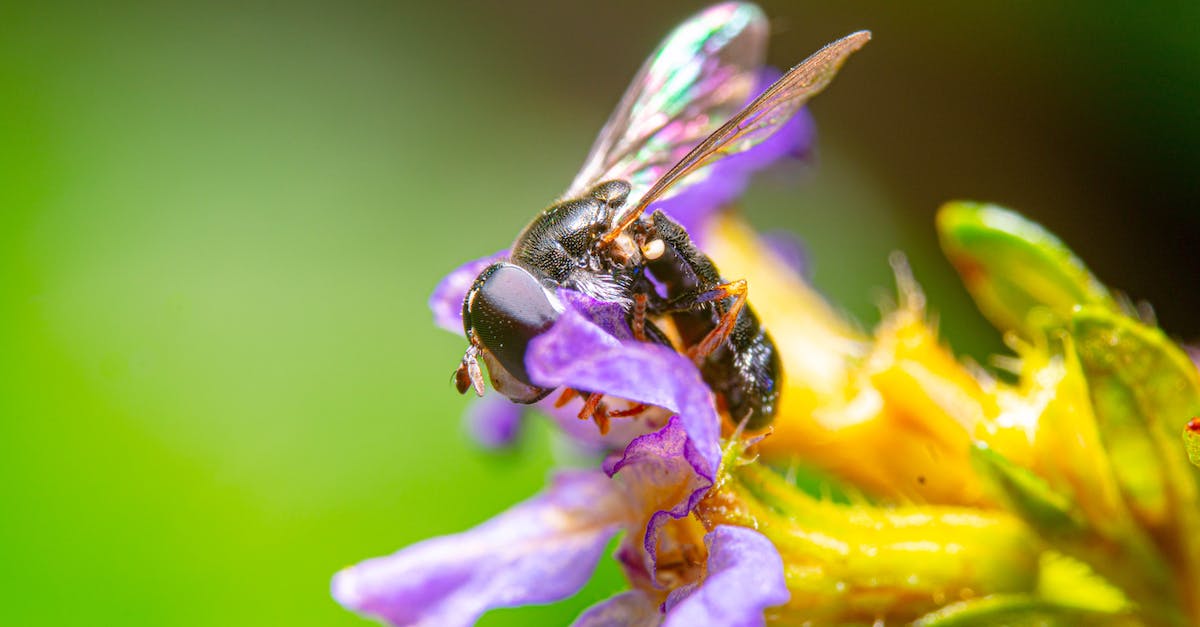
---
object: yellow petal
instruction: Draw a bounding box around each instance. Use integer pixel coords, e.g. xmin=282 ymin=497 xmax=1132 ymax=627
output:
xmin=702 ymin=215 xmax=1016 ymax=505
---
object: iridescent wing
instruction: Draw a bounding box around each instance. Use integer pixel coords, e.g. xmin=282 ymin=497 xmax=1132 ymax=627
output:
xmin=565 ymin=2 xmax=769 ymax=202
xmin=601 ymin=30 xmax=871 ymax=244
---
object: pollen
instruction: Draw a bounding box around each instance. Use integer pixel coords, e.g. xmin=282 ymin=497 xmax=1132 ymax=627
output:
xmin=642 ymin=238 xmax=666 ymax=260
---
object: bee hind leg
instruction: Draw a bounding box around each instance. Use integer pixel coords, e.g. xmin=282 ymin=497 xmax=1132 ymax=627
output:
xmin=671 ymin=279 xmax=748 ymax=364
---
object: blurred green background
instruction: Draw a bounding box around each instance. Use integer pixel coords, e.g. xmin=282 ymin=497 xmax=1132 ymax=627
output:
xmin=1 ymin=1 xmax=1196 ymax=625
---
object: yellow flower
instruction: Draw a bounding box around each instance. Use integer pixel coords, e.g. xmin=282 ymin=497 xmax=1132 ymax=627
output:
xmin=693 ymin=202 xmax=1200 ymax=625
xmin=702 ymin=214 xmax=1018 ymax=506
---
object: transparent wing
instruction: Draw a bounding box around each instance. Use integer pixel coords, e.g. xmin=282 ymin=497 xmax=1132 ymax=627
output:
xmin=565 ymin=2 xmax=769 ymax=202
xmin=602 ymin=30 xmax=872 ymax=243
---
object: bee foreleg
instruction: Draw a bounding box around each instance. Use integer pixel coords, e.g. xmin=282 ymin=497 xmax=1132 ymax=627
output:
xmin=454 ymin=344 xmax=486 ymax=397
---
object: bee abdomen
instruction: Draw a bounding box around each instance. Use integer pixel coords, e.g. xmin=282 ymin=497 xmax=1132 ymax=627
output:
xmin=701 ymin=309 xmax=781 ymax=431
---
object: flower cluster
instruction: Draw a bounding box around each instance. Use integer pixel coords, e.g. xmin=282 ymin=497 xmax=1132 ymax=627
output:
xmin=332 ymin=53 xmax=1200 ymax=627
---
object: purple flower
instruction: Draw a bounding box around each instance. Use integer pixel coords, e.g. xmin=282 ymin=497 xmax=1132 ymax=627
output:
xmin=428 ymin=250 xmax=507 ymax=335
xmin=527 ymin=307 xmax=722 ymax=477
xmin=760 ymin=230 xmax=810 ymax=279
xmin=353 ymin=208 xmax=789 ymax=624
xmin=435 ymin=260 xmax=725 ymax=467
xmin=660 ymin=526 xmax=789 ymax=627
xmin=463 ymin=393 xmax=524 ymax=450
xmin=333 ymin=420 xmax=789 ymax=626
xmin=331 ymin=471 xmax=625 ymax=627
xmin=601 ymin=417 xmax=715 ymax=582
xmin=459 ymin=288 xmax=689 ymax=454
xmin=576 ymin=526 xmax=789 ymax=627
xmin=571 ymin=591 xmax=661 ymax=627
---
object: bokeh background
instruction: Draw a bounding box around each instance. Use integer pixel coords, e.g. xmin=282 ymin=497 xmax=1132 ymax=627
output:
xmin=2 ymin=1 xmax=1197 ymax=625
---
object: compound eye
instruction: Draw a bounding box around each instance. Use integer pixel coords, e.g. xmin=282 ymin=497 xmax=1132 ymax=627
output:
xmin=465 ymin=263 xmax=559 ymax=388
xmin=479 ymin=349 xmax=552 ymax=404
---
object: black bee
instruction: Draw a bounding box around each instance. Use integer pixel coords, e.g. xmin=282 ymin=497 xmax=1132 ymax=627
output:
xmin=452 ymin=3 xmax=869 ymax=430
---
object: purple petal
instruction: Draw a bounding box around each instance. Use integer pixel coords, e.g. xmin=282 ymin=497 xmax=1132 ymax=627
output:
xmin=606 ymin=417 xmax=714 ymax=582
xmin=428 ymin=250 xmax=508 ymax=334
xmin=526 ymin=309 xmax=722 ymax=476
xmin=572 ymin=591 xmax=661 ymax=627
xmin=655 ymin=69 xmax=816 ymax=240
xmin=614 ymin=536 xmax=657 ymax=592
xmin=332 ymin=470 xmax=624 ymax=627
xmin=557 ymin=288 xmax=636 ymax=340
xmin=464 ymin=394 xmax=524 ymax=450
xmin=662 ymin=526 xmax=789 ymax=627
xmin=537 ymin=290 xmax=667 ymax=452
xmin=760 ymin=230 xmax=810 ymax=279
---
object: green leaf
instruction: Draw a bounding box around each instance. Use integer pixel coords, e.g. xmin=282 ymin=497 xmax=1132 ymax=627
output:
xmin=936 ymin=201 xmax=1115 ymax=340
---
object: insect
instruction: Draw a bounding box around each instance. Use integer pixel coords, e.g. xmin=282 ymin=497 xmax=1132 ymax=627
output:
xmin=453 ymin=2 xmax=869 ymax=430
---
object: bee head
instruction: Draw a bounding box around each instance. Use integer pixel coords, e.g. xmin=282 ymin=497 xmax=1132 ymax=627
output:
xmin=458 ymin=262 xmax=559 ymax=404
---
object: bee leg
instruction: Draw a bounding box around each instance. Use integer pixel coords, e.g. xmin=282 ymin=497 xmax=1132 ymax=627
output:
xmin=606 ymin=403 xmax=647 ymax=418
xmin=632 ymin=292 xmax=649 ymax=341
xmin=577 ymin=393 xmax=617 ymax=435
xmin=579 ymin=392 xmax=604 ymax=421
xmin=554 ymin=388 xmax=579 ymax=408
xmin=454 ymin=344 xmax=486 ymax=396
xmin=680 ymin=279 xmax=748 ymax=363
xmin=594 ymin=412 xmax=611 ymax=435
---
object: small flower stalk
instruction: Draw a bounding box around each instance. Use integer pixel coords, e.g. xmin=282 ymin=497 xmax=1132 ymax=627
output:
xmin=333 ymin=5 xmax=1199 ymax=625
xmin=698 ymin=443 xmax=1041 ymax=625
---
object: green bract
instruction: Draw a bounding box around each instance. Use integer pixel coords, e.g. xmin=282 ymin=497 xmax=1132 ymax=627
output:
xmin=937 ymin=201 xmax=1117 ymax=340
xmin=935 ymin=201 xmax=1200 ymax=626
